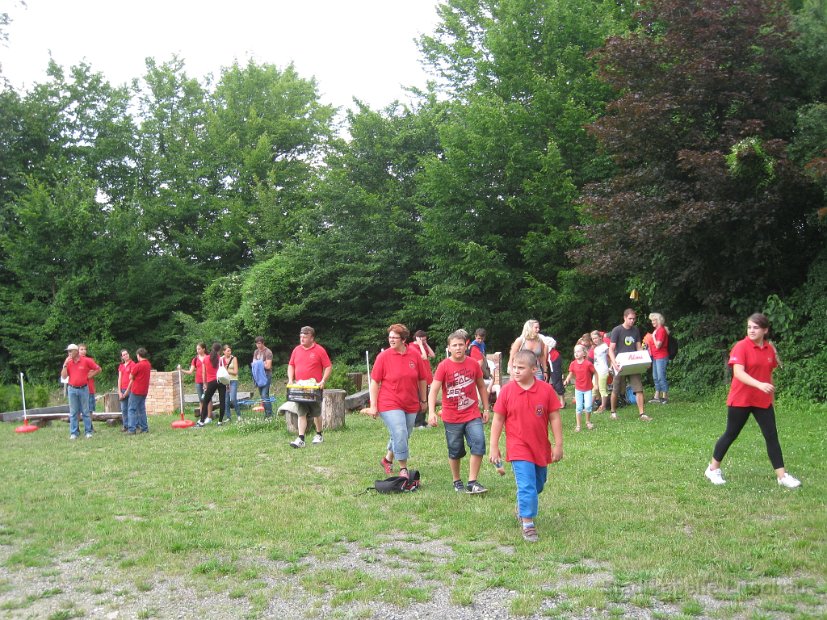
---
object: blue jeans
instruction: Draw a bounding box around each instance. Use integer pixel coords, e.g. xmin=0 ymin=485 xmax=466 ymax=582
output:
xmin=379 ymin=409 xmax=417 ymax=461
xmin=127 ymin=393 xmax=148 ymax=433
xmin=512 ymin=460 xmax=548 ymax=519
xmin=68 ymin=385 xmax=92 ymax=436
xmin=225 ymin=380 xmax=238 ymax=420
xmin=652 ymin=358 xmax=669 ymax=393
xmin=444 ymin=417 xmax=486 ymax=459
xmin=575 ymin=389 xmax=593 ymax=414
xmin=258 ymin=377 xmax=273 ymax=417
xmin=119 ymin=389 xmax=129 ymax=429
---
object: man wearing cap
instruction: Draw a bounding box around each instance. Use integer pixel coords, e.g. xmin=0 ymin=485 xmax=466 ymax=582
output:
xmin=287 ymin=326 xmax=332 ymax=448
xmin=61 ymin=343 xmax=101 ymax=439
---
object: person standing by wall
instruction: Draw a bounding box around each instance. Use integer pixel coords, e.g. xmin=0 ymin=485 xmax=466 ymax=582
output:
xmin=124 ymin=348 xmax=152 ymax=434
xmin=61 ymin=343 xmax=101 ymax=439
xmin=117 ymin=349 xmax=134 ymax=432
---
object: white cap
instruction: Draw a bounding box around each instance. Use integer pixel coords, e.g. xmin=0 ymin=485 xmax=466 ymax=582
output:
xmin=66 ymin=343 xmax=79 ymax=351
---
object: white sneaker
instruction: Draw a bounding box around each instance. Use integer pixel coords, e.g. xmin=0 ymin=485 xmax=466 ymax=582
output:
xmin=290 ymin=438 xmax=305 ymax=449
xmin=777 ymin=473 xmax=801 ymax=488
xmin=704 ymin=465 xmax=726 ymax=485
xmin=203 ymin=417 xmax=211 ymax=425
xmin=85 ymin=433 xmax=93 ymax=439
xmin=312 ymin=433 xmax=323 ymax=444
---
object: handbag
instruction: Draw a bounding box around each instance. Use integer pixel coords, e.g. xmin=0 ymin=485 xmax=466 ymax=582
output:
xmin=217 ymin=359 xmax=231 ymax=386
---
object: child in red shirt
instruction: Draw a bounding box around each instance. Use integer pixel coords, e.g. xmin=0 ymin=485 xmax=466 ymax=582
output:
xmin=490 ymin=349 xmax=563 ymax=543
xmin=428 ymin=331 xmax=490 ymax=494
xmin=564 ymin=345 xmax=597 ymax=431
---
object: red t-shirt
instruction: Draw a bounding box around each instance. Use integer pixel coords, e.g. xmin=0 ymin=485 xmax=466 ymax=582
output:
xmin=64 ymin=356 xmax=100 ymax=387
xmin=84 ymin=357 xmax=98 ymax=393
xmin=192 ymin=356 xmax=206 ymax=385
xmin=203 ymin=355 xmax=219 ymax=383
xmin=433 ymin=357 xmax=483 ymax=423
xmin=727 ymin=337 xmax=778 ymax=408
xmin=372 ymin=346 xmax=427 ymax=413
xmin=130 ymin=359 xmax=152 ymax=396
xmin=118 ymin=360 xmax=134 ymax=390
xmin=493 ymin=379 xmax=560 ymax=466
xmin=568 ymin=359 xmax=596 ymax=391
xmin=650 ymin=326 xmax=669 ymax=360
xmin=289 ymin=343 xmax=332 ymax=382
xmin=407 ymin=342 xmax=433 ymax=382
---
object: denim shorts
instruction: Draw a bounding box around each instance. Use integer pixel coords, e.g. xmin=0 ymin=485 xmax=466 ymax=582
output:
xmin=444 ymin=417 xmax=486 ymax=460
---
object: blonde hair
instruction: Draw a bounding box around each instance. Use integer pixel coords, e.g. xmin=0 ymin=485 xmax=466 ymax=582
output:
xmin=521 ymin=319 xmax=540 ymax=341
xmin=648 ymin=313 xmax=670 ymax=333
xmin=574 ymin=344 xmax=586 ymax=356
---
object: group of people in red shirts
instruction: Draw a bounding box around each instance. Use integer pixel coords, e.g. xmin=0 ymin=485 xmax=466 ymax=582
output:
xmin=62 ymin=344 xmax=150 ymax=439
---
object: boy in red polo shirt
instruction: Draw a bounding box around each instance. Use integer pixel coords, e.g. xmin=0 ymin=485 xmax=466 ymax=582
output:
xmin=428 ymin=330 xmax=490 ymax=494
xmin=124 ymin=348 xmax=152 ymax=434
xmin=490 ymin=349 xmax=563 ymax=542
xmin=287 ymin=326 xmax=332 ymax=448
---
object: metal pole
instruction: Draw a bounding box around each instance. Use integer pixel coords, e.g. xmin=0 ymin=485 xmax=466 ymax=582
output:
xmin=178 ymin=368 xmax=185 ymax=414
xmin=19 ymin=372 xmax=27 ymax=423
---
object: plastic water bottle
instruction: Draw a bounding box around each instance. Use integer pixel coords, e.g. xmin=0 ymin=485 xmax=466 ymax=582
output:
xmin=493 ymin=459 xmax=506 ymax=476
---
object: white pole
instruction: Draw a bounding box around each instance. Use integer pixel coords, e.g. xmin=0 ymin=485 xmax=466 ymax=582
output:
xmin=19 ymin=372 xmax=27 ymax=422
xmin=365 ymin=350 xmax=371 ymax=379
xmin=178 ymin=368 xmax=185 ymax=414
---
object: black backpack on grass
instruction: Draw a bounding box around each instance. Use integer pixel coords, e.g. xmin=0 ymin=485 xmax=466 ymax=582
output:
xmin=372 ymin=470 xmax=421 ymax=493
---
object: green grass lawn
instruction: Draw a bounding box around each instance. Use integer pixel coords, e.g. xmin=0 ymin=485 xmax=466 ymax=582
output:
xmin=0 ymin=392 xmax=824 ymax=618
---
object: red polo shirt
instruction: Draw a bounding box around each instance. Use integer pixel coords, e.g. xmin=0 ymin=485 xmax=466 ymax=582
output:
xmin=130 ymin=359 xmax=152 ymax=396
xmin=727 ymin=337 xmax=778 ymax=409
xmin=493 ymin=378 xmax=560 ymax=466
xmin=434 ymin=356 xmax=483 ymax=423
xmin=372 ymin=346 xmax=427 ymax=413
xmin=65 ymin=356 xmax=100 ymax=387
xmin=289 ymin=343 xmax=332 ymax=382
xmin=118 ymin=360 xmax=134 ymax=390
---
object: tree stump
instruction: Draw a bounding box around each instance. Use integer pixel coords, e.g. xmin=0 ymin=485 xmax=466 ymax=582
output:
xmin=104 ymin=391 xmax=121 ymax=413
xmin=321 ymin=389 xmax=346 ymax=430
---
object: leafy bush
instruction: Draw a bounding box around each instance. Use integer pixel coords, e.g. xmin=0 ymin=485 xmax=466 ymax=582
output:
xmin=666 ymin=313 xmax=741 ymax=397
xmin=324 ymin=364 xmax=359 ymax=394
xmin=0 ymin=383 xmax=50 ymax=412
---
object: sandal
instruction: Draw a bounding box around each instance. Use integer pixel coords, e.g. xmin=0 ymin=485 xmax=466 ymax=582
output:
xmin=574 ymin=425 xmax=581 ymax=432
xmin=610 ymin=412 xmax=617 ymax=420
xmin=639 ymin=413 xmax=652 ymax=422
xmin=586 ymin=422 xmax=594 ymax=430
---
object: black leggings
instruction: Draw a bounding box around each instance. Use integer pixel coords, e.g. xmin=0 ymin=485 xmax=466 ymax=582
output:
xmin=200 ymin=380 xmax=226 ymax=422
xmin=713 ymin=405 xmax=784 ymax=470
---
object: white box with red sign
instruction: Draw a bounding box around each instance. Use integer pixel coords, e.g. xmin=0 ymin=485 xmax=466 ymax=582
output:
xmin=614 ymin=350 xmax=652 ymax=377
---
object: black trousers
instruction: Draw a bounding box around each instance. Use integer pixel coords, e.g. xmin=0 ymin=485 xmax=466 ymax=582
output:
xmin=712 ymin=405 xmax=785 ymax=470
xmin=200 ymin=380 xmax=227 ymax=422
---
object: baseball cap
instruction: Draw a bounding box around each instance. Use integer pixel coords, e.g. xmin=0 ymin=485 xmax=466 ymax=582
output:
xmin=66 ymin=343 xmax=79 ymax=351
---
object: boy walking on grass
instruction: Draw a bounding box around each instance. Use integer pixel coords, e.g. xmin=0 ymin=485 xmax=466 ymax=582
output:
xmin=428 ymin=330 xmax=491 ymax=494
xmin=489 ymin=350 xmax=563 ymax=542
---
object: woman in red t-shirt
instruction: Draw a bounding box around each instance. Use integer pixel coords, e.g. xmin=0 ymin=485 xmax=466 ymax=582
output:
xmin=704 ymin=313 xmax=801 ymax=488
xmin=647 ymin=313 xmax=670 ymax=404
xmin=362 ymin=324 xmax=428 ymax=479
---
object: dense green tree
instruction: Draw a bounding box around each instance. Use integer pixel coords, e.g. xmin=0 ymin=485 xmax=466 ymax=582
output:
xmin=574 ymin=0 xmax=824 ymax=317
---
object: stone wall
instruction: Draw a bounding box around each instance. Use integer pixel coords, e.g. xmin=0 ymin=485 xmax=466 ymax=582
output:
xmin=145 ymin=370 xmax=183 ymax=416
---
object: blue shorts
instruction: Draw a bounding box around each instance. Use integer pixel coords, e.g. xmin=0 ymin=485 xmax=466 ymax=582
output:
xmin=444 ymin=418 xmax=486 ymax=460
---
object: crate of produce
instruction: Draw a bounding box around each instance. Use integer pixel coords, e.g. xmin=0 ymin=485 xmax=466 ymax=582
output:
xmin=286 ymin=384 xmax=323 ymax=403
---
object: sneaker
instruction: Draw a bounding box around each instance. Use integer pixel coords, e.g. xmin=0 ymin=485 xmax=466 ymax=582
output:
xmin=453 ymin=480 xmax=465 ymax=492
xmin=69 ymin=434 xmax=78 ymax=440
xmin=380 ymin=457 xmax=393 ymax=475
xmin=290 ymin=438 xmax=305 ymax=449
xmin=777 ymin=473 xmax=801 ymax=489
xmin=610 ymin=412 xmax=618 ymax=420
xmin=203 ymin=417 xmax=211 ymax=425
xmin=522 ymin=526 xmax=539 ymax=543
xmin=660 ymin=399 xmax=669 ymax=404
xmin=704 ymin=465 xmax=726 ymax=485
xmin=312 ymin=433 xmax=323 ymax=444
xmin=639 ymin=413 xmax=652 ymax=421
xmin=195 ymin=421 xmax=204 ymax=428
xmin=466 ymin=481 xmax=488 ymax=495
xmin=85 ymin=433 xmax=93 ymax=439
xmin=648 ymin=398 xmax=661 ymax=404
xmin=216 ymin=421 xmax=222 ymax=426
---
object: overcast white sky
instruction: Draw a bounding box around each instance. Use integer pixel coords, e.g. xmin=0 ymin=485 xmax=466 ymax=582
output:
xmin=0 ymin=0 xmax=443 ymax=111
